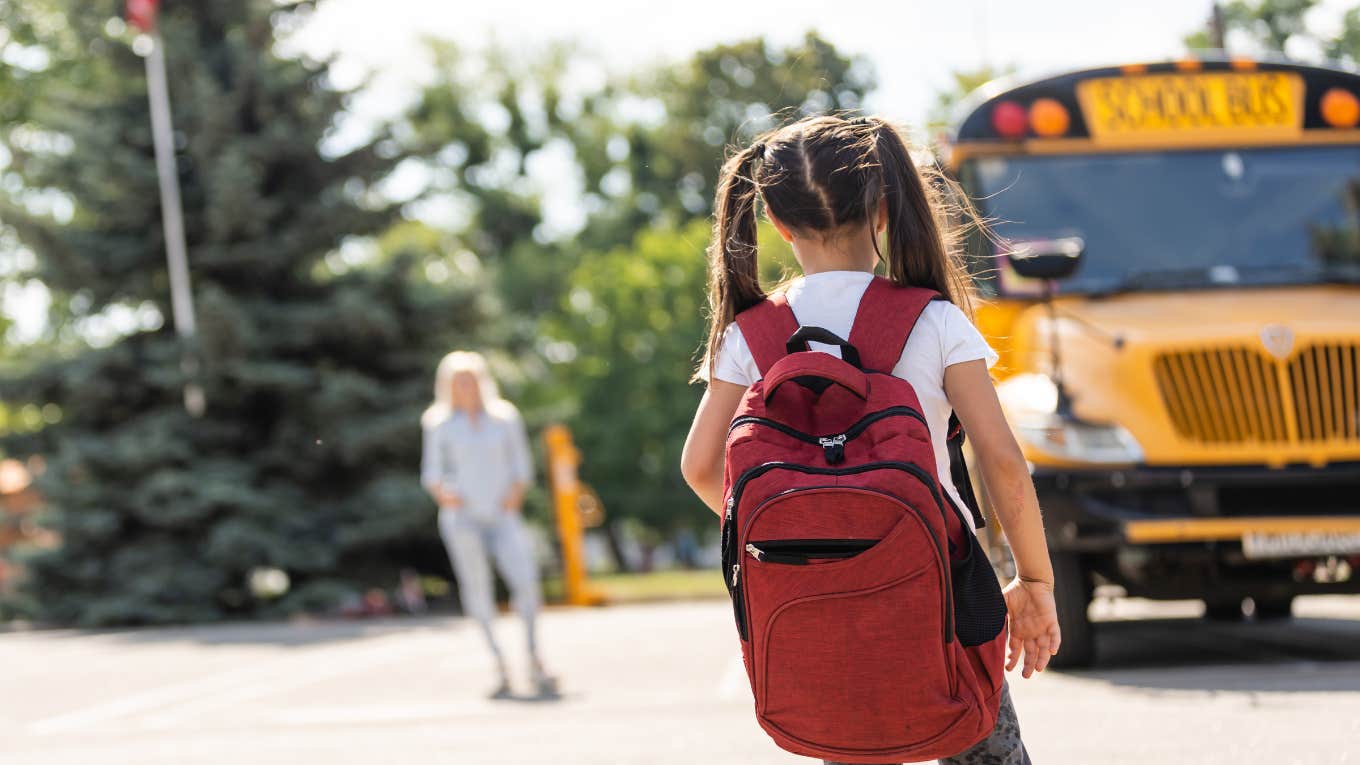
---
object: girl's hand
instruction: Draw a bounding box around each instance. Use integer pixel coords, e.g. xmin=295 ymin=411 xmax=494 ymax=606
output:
xmin=434 ymin=487 xmax=462 ymax=508
xmin=1003 ymin=577 xmax=1062 ymax=678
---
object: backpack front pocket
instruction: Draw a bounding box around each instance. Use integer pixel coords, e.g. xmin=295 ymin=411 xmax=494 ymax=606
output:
xmin=757 ymin=569 xmax=960 ymax=753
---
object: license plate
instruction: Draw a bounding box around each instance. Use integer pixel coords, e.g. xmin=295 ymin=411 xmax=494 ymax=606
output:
xmin=1241 ymin=531 xmax=1360 ymax=560
xmin=1077 ymin=72 xmax=1303 ymax=145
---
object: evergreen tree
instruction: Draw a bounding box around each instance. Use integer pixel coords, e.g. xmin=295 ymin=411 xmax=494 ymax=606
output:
xmin=0 ymin=0 xmax=490 ymax=624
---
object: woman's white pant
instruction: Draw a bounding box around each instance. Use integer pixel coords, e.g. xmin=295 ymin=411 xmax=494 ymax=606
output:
xmin=437 ymin=508 xmax=542 ymax=659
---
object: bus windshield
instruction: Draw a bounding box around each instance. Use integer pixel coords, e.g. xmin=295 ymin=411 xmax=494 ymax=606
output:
xmin=966 ymin=145 xmax=1360 ymax=295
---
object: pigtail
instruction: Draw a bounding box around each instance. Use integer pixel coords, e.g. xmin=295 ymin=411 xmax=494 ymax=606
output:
xmin=870 ymin=119 xmax=978 ymax=316
xmin=695 ymin=141 xmax=768 ymax=383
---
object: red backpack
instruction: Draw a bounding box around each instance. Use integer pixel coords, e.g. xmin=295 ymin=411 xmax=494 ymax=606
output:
xmin=720 ymin=276 xmax=1008 ymax=763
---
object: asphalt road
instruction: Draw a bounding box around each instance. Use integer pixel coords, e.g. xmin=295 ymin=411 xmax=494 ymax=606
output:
xmin=3 ymin=595 xmax=1359 ymax=764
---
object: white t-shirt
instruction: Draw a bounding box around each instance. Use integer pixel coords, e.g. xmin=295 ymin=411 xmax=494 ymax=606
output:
xmin=709 ymin=270 xmax=998 ymax=531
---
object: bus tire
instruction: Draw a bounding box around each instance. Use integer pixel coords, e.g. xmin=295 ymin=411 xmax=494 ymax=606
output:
xmin=1047 ymin=551 xmax=1094 ymax=669
xmin=1204 ymin=598 xmax=1245 ymax=621
xmin=1252 ymin=596 xmax=1294 ymax=621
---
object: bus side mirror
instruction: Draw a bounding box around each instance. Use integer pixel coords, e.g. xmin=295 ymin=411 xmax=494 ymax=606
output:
xmin=1005 ymin=236 xmax=1085 ymax=418
xmin=1007 ymin=237 xmax=1085 ymax=281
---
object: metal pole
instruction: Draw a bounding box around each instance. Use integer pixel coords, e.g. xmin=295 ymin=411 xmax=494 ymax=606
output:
xmin=143 ymin=33 xmax=204 ymax=416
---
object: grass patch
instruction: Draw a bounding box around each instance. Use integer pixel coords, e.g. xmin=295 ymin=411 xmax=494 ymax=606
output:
xmin=544 ymin=568 xmax=726 ymax=604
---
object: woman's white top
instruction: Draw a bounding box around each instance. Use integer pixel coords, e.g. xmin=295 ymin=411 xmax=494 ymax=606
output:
xmin=421 ymin=403 xmax=533 ymax=521
xmin=709 ymin=270 xmax=998 ymax=530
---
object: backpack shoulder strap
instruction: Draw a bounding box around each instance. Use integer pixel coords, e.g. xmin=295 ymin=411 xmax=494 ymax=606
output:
xmin=947 ymin=412 xmax=987 ymax=529
xmin=847 ymin=276 xmax=942 ymax=374
xmin=849 ymin=276 xmax=987 ymax=528
xmin=733 ymin=291 xmax=799 ymax=378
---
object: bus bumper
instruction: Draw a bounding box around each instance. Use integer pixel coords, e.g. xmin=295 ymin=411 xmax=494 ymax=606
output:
xmin=1031 ymin=461 xmax=1360 ymax=600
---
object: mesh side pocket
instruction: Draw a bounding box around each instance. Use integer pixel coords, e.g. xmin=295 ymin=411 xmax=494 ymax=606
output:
xmin=950 ymin=530 xmax=1007 ymax=647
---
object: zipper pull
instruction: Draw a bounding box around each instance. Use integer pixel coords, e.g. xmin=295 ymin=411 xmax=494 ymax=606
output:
xmin=745 ymin=543 xmax=764 ymax=561
xmin=818 ymin=434 xmax=847 ymax=464
xmin=730 ymin=563 xmax=741 ymax=587
xmin=725 ymin=496 xmax=735 ymax=520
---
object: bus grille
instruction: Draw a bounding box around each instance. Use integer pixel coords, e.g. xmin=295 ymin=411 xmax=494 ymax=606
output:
xmin=1153 ymin=344 xmax=1360 ymax=445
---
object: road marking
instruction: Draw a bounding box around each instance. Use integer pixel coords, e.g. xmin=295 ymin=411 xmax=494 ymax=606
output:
xmin=271 ymin=702 xmax=489 ymax=727
xmin=136 ymin=637 xmax=427 ymax=730
xmin=26 ymin=631 xmax=444 ymax=735
xmin=28 ymin=663 xmax=286 ymax=736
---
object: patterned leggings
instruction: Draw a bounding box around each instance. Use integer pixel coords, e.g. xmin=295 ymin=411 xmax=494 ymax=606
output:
xmin=823 ymin=681 xmax=1030 ymax=765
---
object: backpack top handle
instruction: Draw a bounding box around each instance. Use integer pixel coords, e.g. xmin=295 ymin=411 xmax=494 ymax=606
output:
xmin=762 ymin=350 xmax=869 ymax=403
xmin=784 ymin=326 xmax=863 ymax=369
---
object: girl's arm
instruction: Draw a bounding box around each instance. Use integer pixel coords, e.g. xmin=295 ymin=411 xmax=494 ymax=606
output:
xmin=680 ymin=380 xmax=748 ymax=514
xmin=944 ymin=358 xmax=1061 ymax=677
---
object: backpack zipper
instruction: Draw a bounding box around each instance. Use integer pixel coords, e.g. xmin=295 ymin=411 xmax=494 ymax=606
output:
xmin=745 ymin=538 xmax=878 ymax=564
xmin=728 ymin=406 xmax=927 ymax=465
xmin=723 ymin=461 xmax=955 ymax=645
xmin=722 ymin=496 xmax=746 ymax=639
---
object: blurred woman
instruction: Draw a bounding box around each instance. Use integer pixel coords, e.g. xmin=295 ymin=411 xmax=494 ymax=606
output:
xmin=421 ymin=350 xmax=556 ymax=698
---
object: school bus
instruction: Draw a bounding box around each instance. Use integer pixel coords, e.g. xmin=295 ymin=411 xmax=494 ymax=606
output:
xmin=945 ymin=57 xmax=1360 ymax=666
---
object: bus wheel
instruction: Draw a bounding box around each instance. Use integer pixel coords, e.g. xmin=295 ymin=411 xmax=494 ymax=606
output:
xmin=1204 ymin=598 xmax=1245 ymax=621
xmin=1047 ymin=551 xmax=1094 ymax=669
xmin=1251 ymin=596 xmax=1294 ymax=621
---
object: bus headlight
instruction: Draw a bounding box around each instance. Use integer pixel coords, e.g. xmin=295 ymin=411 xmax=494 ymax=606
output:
xmin=1014 ymin=415 xmax=1144 ymax=464
xmin=997 ymin=373 xmax=1143 ymax=464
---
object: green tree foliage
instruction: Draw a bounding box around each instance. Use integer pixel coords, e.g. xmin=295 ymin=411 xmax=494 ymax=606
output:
xmin=398 ymin=32 xmax=874 ymax=319
xmin=401 ymin=40 xmax=577 ymax=323
xmin=1203 ymin=0 xmax=1318 ymax=52
xmin=1182 ymin=0 xmax=1360 ymax=64
xmin=542 ymin=220 xmax=794 ymax=534
xmin=577 ymin=32 xmax=876 ymax=247
xmin=541 ymin=221 xmax=711 ymax=534
xmin=0 ymin=1 xmax=491 ymax=624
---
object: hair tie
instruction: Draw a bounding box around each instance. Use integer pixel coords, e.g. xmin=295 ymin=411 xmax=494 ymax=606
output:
xmin=750 ymin=140 xmax=766 ymax=158
xmin=849 ymin=115 xmax=874 ymax=127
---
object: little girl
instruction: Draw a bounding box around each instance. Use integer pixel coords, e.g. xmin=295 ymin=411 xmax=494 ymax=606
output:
xmin=680 ymin=115 xmax=1061 ymax=764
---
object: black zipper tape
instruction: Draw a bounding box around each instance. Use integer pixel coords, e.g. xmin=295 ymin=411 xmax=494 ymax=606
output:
xmin=728 ymin=406 xmax=928 ymax=465
xmin=728 ymin=405 xmax=927 ymax=446
xmin=746 ymin=538 xmax=878 ymax=564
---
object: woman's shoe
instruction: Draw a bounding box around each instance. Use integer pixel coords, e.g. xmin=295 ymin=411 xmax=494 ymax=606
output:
xmin=488 ymin=678 xmax=514 ymax=700
xmin=531 ymin=663 xmax=559 ymax=698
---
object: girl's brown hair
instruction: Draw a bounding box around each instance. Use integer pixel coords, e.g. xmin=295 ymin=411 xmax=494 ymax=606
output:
xmin=697 ymin=114 xmax=985 ymax=382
